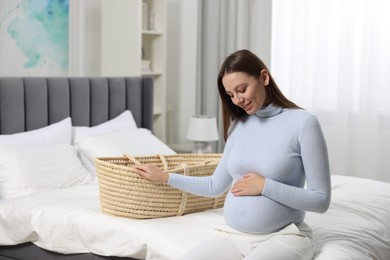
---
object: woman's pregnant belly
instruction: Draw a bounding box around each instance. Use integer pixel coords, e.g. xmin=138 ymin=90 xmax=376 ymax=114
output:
xmin=223 ymin=192 xmax=304 ymax=234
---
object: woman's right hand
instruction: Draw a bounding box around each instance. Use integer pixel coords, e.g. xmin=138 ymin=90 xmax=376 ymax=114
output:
xmin=133 ymin=165 xmax=169 ymax=183
xmin=231 ymin=173 xmax=265 ymax=196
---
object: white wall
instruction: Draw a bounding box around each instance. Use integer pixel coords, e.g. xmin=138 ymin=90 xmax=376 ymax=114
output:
xmin=69 ymin=0 xmax=101 ymax=76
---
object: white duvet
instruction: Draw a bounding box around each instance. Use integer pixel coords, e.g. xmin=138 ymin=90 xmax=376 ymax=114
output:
xmin=1 ymin=175 xmax=390 ymax=260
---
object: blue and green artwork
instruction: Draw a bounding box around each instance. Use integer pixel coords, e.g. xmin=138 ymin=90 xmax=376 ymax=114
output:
xmin=0 ymin=0 xmax=69 ymax=75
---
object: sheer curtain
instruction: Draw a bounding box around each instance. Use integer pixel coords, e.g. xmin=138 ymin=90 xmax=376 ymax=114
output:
xmin=271 ymin=0 xmax=390 ymax=182
xmin=198 ymin=0 xmax=272 ymax=151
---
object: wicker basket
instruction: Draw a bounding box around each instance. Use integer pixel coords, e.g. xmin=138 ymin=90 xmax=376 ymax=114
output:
xmin=95 ymin=153 xmax=226 ymax=219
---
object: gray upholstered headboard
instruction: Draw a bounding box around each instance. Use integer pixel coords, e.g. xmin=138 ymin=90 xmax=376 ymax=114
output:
xmin=0 ymin=77 xmax=153 ymax=135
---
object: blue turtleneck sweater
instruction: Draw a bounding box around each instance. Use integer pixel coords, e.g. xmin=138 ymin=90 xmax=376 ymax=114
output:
xmin=168 ymin=103 xmax=331 ymax=234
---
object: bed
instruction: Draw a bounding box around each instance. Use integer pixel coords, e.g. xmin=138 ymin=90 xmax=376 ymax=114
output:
xmin=1 ymin=77 xmax=390 ymax=260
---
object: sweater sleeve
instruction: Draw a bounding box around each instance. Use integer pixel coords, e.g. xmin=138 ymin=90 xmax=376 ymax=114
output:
xmin=167 ymin=154 xmax=232 ymax=197
xmin=261 ymin=115 xmax=331 ymax=213
xmin=167 ymin=142 xmax=234 ymax=197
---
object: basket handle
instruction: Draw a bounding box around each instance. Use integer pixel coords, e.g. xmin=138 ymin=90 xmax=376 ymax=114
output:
xmin=158 ymin=154 xmax=168 ymax=171
xmin=123 ymin=153 xmax=141 ymax=165
xmin=177 ymin=165 xmax=189 ymax=216
xmin=123 ymin=153 xmax=168 ymax=171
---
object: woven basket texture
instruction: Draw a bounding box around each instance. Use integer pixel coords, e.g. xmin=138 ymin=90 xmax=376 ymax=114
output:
xmin=95 ymin=153 xmax=227 ymax=219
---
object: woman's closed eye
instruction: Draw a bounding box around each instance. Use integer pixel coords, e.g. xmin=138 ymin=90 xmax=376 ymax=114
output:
xmin=238 ymin=87 xmax=247 ymax=93
xmin=226 ymin=87 xmax=247 ymax=98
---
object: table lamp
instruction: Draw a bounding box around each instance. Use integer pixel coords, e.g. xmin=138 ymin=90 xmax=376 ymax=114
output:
xmin=186 ymin=115 xmax=219 ymax=153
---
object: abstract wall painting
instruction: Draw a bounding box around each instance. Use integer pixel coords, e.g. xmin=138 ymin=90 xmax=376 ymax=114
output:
xmin=0 ymin=0 xmax=69 ymax=76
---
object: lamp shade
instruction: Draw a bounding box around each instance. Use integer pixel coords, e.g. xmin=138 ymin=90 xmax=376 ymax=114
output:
xmin=186 ymin=115 xmax=219 ymax=142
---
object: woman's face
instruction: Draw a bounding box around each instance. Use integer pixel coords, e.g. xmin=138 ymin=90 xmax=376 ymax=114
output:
xmin=222 ymin=70 xmax=270 ymax=114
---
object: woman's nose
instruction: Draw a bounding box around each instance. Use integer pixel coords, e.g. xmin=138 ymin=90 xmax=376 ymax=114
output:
xmin=233 ymin=96 xmax=243 ymax=105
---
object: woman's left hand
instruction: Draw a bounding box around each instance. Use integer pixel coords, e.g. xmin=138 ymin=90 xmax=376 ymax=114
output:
xmin=231 ymin=173 xmax=265 ymax=196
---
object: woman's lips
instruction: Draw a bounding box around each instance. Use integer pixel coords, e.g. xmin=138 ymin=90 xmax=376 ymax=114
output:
xmin=242 ymin=102 xmax=252 ymax=112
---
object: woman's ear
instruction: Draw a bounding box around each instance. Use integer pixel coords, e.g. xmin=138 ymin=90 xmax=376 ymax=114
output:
xmin=260 ymin=69 xmax=270 ymax=86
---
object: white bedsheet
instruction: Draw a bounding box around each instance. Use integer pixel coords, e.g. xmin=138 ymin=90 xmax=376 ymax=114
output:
xmin=1 ymin=175 xmax=390 ymax=260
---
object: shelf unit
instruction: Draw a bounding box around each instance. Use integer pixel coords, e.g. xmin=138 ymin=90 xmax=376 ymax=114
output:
xmin=101 ymin=0 xmax=167 ymax=142
xmin=142 ymin=0 xmax=167 ymax=142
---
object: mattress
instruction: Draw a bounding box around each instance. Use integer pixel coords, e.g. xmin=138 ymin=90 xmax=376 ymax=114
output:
xmin=1 ymin=175 xmax=389 ymax=259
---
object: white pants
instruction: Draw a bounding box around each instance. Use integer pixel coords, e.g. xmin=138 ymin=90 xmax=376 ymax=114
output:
xmin=176 ymin=222 xmax=315 ymax=260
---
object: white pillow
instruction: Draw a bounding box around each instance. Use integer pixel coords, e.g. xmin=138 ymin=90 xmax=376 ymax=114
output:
xmin=0 ymin=143 xmax=93 ymax=200
xmin=0 ymin=117 xmax=72 ymax=146
xmin=77 ymin=129 xmax=176 ymax=174
xmin=72 ymin=110 xmax=137 ymax=144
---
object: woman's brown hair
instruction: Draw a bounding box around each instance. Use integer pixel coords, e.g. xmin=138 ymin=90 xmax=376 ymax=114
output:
xmin=217 ymin=49 xmax=300 ymax=140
